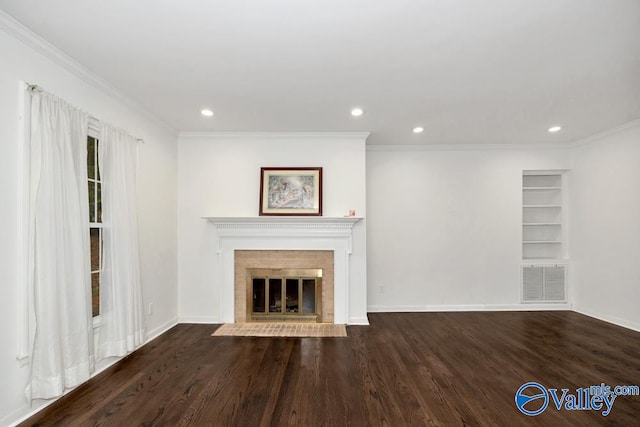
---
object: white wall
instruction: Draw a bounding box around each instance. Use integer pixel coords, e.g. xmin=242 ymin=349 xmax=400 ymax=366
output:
xmin=0 ymin=23 xmax=178 ymax=425
xmin=177 ymin=133 xmax=367 ymax=323
xmin=1 ymin=7 xmax=637 ymax=425
xmin=571 ymin=122 xmax=640 ymax=331
xmin=367 ymin=146 xmax=570 ymax=311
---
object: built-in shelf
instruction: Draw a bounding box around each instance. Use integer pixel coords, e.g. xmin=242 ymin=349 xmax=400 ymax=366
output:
xmin=522 ymin=172 xmax=566 ymax=261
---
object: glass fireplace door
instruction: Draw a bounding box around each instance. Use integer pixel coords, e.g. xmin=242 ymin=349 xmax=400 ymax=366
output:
xmin=249 ymin=269 xmax=321 ymax=322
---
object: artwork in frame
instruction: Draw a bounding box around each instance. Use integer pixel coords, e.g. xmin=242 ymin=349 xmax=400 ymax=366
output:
xmin=259 ymin=167 xmax=323 ymax=216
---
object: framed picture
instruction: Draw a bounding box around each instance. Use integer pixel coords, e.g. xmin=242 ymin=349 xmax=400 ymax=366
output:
xmin=259 ymin=167 xmax=323 ymax=216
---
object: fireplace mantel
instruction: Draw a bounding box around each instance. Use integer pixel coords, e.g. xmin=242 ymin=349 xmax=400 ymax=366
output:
xmin=204 ymin=216 xmax=361 ymax=229
xmin=204 ymin=216 xmax=366 ymax=325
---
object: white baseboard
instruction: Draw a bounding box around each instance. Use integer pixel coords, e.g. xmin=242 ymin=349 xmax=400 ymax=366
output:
xmin=348 ymin=316 xmax=370 ymax=325
xmin=573 ymin=306 xmax=640 ymax=333
xmin=178 ymin=316 xmax=220 ymax=324
xmin=146 ymin=317 xmax=178 ymax=341
xmin=367 ymin=303 xmax=573 ymax=312
xmin=2 ymin=404 xmax=40 ymax=427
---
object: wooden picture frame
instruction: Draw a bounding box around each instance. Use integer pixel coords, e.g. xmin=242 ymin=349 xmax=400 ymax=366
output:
xmin=259 ymin=167 xmax=323 ymax=216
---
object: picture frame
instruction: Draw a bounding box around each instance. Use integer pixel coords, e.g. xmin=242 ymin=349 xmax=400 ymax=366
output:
xmin=259 ymin=167 xmax=323 ymax=216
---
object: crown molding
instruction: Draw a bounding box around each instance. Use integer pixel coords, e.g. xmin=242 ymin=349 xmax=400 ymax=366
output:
xmin=178 ymin=131 xmax=371 ymax=141
xmin=366 ymin=118 xmax=640 ymax=152
xmin=570 ymin=118 xmax=640 ymax=149
xmin=0 ymin=10 xmax=177 ymax=136
xmin=366 ymin=142 xmax=573 ymax=152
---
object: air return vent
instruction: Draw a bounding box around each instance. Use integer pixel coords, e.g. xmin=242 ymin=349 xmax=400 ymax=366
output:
xmin=522 ymin=265 xmax=566 ymax=302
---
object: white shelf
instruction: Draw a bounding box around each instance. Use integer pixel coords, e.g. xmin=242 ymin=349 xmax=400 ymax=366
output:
xmin=522 ymin=259 xmax=568 ymax=264
xmin=523 ymin=171 xmax=566 ymax=261
xmin=523 ymin=174 xmax=562 ymax=188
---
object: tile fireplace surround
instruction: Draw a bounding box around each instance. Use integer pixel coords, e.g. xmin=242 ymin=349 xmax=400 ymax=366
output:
xmin=236 ymin=251 xmax=333 ymax=323
xmin=205 ymin=217 xmax=364 ymax=325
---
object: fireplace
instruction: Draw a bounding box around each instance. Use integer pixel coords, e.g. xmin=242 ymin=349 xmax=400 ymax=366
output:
xmin=206 ymin=216 xmax=364 ymax=325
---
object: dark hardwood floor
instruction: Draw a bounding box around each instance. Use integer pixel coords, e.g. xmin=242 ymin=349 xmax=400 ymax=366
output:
xmin=20 ymin=312 xmax=640 ymax=426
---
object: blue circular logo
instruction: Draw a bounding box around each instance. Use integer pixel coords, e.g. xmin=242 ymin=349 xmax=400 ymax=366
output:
xmin=515 ymin=382 xmax=549 ymax=416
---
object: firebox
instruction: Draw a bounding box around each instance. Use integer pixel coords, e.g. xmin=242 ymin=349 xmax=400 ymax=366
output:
xmin=247 ymin=268 xmax=322 ymax=322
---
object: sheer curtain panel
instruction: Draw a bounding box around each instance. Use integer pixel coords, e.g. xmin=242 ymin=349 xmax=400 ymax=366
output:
xmin=27 ymin=90 xmax=94 ymax=400
xmin=98 ymin=124 xmax=145 ymax=358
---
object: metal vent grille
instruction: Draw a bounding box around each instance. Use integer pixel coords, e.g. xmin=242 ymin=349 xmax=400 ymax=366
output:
xmin=523 ymin=266 xmax=544 ymax=301
xmin=522 ymin=265 xmax=566 ymax=302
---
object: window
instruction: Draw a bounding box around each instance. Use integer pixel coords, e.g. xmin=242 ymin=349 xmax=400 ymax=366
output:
xmin=88 ymin=135 xmax=101 ymax=317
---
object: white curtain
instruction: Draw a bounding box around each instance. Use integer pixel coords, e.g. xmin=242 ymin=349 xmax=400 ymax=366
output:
xmin=27 ymin=90 xmax=94 ymax=400
xmin=98 ymin=124 xmax=145 ymax=358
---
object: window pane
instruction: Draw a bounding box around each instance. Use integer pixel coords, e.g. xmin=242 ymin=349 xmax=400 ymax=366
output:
xmin=268 ymin=278 xmax=282 ymax=313
xmin=88 ymin=181 xmax=95 ymax=222
xmin=91 ymin=272 xmax=100 ymax=317
xmin=96 ymin=182 xmax=102 ymax=223
xmin=87 ymin=137 xmax=95 ymax=179
xmin=90 ymin=228 xmax=100 ymax=271
xmin=96 ymin=139 xmax=100 ymax=181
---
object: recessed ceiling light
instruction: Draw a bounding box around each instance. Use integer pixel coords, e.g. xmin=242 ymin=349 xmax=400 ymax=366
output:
xmin=413 ymin=126 xmax=424 ymax=133
xmin=351 ymin=108 xmax=364 ymax=117
xmin=548 ymin=125 xmax=562 ymax=133
xmin=201 ymin=109 xmax=214 ymax=117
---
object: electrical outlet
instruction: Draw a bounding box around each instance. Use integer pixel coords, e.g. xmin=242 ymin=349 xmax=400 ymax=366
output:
xmin=148 ymin=302 xmax=153 ymax=315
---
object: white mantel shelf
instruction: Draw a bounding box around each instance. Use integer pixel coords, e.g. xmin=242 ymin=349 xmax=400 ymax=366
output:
xmin=204 ymin=217 xmax=362 ymax=239
xmin=204 ymin=216 xmax=362 ymax=226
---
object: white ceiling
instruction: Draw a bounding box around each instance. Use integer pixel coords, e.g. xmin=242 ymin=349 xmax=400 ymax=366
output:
xmin=1 ymin=0 xmax=639 ymax=145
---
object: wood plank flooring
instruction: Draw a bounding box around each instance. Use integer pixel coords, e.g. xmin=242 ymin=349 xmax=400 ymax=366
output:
xmin=20 ymin=312 xmax=640 ymax=426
